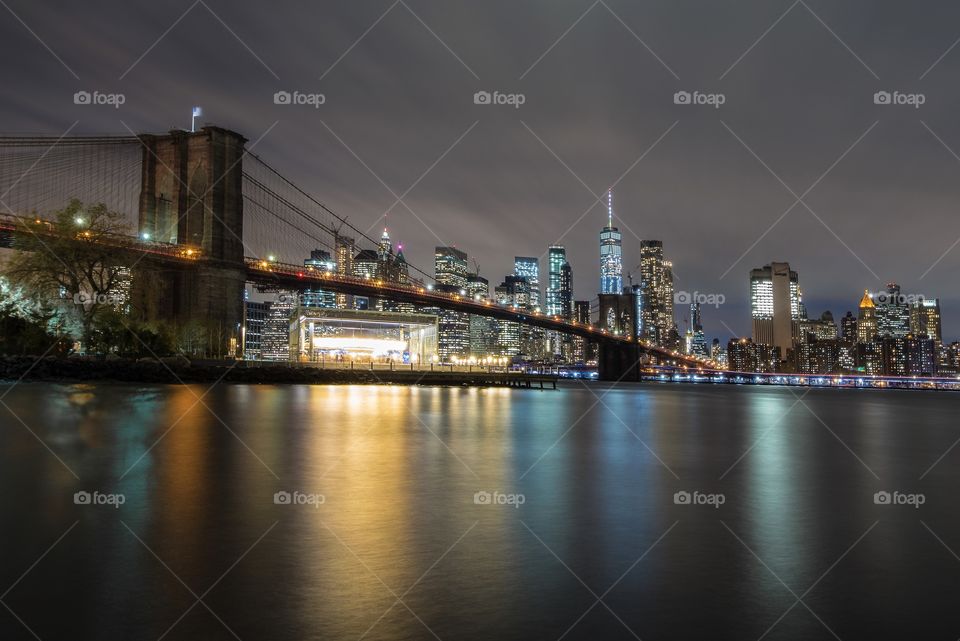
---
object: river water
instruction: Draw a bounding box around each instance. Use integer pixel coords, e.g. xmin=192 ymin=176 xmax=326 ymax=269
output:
xmin=1 ymin=381 xmax=958 ymax=640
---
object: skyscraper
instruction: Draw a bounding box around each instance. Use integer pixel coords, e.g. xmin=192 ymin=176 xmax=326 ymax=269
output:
xmin=546 ymin=245 xmax=571 ymax=318
xmin=494 ymin=275 xmax=531 ymax=357
xmin=750 ymin=262 xmax=800 ymax=361
xmin=840 ymin=311 xmax=857 ymax=343
xmin=435 ymin=247 xmax=468 ymax=287
xmin=513 ymin=257 xmax=541 ymax=310
xmin=875 ymin=283 xmax=910 ymax=338
xmin=599 ymin=189 xmax=622 ymax=294
xmin=302 ymin=249 xmax=336 ymax=308
xmin=467 ymin=274 xmax=497 ymax=358
xmin=573 ymin=300 xmax=594 ymax=363
xmin=688 ymin=302 xmax=708 ymax=358
xmin=334 ymin=234 xmax=354 ymax=309
xmin=856 ymin=290 xmax=878 ymax=344
xmin=433 ymin=247 xmax=469 ymax=361
xmin=910 ymin=297 xmax=942 ymax=343
xmin=639 ymin=240 xmax=673 ymax=345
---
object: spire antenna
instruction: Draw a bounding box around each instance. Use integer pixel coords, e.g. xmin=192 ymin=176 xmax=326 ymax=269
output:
xmin=606 ymin=188 xmax=614 ymax=228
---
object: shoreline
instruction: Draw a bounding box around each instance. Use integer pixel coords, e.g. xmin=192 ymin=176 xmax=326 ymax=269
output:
xmin=0 ymin=356 xmax=558 ymax=388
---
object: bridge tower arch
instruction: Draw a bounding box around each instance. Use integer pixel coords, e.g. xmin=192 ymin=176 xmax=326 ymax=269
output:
xmin=130 ymin=127 xmax=248 ymax=355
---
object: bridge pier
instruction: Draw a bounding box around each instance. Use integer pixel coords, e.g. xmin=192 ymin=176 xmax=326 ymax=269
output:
xmin=132 ymin=127 xmax=247 ymax=356
xmin=130 ymin=260 xmax=245 ymax=355
xmin=598 ymin=342 xmax=642 ymax=382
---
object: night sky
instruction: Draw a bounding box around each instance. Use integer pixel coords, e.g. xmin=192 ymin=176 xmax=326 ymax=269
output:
xmin=3 ymin=0 xmax=960 ymax=341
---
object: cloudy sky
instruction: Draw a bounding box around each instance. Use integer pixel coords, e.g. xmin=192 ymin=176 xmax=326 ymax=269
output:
xmin=3 ymin=0 xmax=960 ymax=340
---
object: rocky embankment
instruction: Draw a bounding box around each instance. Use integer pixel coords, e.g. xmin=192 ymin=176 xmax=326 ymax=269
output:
xmin=0 ymin=356 xmax=389 ymax=384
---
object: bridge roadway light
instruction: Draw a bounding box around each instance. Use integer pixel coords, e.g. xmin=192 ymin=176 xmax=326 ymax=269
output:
xmin=141 ymin=232 xmax=151 ymax=240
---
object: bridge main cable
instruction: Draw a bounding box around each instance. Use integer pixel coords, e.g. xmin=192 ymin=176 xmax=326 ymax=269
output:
xmin=242 ymin=149 xmax=436 ymax=284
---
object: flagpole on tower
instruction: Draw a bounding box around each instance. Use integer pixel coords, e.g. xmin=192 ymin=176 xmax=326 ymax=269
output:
xmin=191 ymin=106 xmax=202 ymax=132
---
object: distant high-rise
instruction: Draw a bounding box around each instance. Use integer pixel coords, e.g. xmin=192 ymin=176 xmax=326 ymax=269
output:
xmin=856 ymin=290 xmax=878 ymax=343
xmin=435 ymin=246 xmax=468 ymax=288
xmin=688 ymin=302 xmax=708 ymax=358
xmin=910 ymin=297 xmax=942 ymax=343
xmin=514 ymin=257 xmax=541 ymax=309
xmin=546 ymin=245 xmax=571 ymax=319
xmin=639 ymin=241 xmax=673 ymax=345
xmin=377 ymin=227 xmax=392 ymax=261
xmin=840 ymin=311 xmax=857 ymax=343
xmin=303 ymin=249 xmax=336 ymax=308
xmin=262 ymin=293 xmax=296 ymax=361
xmin=599 ymin=189 xmax=622 ymax=294
xmin=875 ymin=283 xmax=910 ymax=338
xmin=750 ymin=262 xmax=800 ymax=359
xmin=467 ymin=274 xmax=497 ymax=358
xmin=334 ymin=234 xmax=354 ymax=309
xmin=495 ymin=275 xmax=531 ymax=357
xmin=433 ymin=246 xmax=469 ymax=361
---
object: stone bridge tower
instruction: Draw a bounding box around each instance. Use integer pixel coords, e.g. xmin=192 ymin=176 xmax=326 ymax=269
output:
xmin=130 ymin=127 xmax=247 ymax=356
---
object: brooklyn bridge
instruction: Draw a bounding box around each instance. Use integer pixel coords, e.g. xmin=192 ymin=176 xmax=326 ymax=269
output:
xmin=0 ymin=126 xmax=711 ymax=380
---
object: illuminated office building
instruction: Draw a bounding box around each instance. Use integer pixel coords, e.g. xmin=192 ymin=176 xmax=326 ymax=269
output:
xmin=856 ymin=290 xmax=878 ymax=343
xmin=433 ymin=246 xmax=469 ymax=361
xmin=599 ymin=189 xmax=622 ymax=294
xmin=750 ymin=262 xmax=800 ymax=361
xmin=302 ymin=249 xmax=336 ymax=309
xmin=494 ymin=275 xmax=531 ymax=357
xmin=514 ymin=257 xmax=541 ymax=310
xmin=639 ymin=241 xmax=674 ymax=346
xmin=546 ymin=245 xmax=572 ymax=319
xmin=910 ymin=297 xmax=941 ymax=343
xmin=467 ymin=273 xmax=497 ymax=358
xmin=875 ymin=283 xmax=910 ymax=338
xmin=334 ymin=234 xmax=354 ymax=309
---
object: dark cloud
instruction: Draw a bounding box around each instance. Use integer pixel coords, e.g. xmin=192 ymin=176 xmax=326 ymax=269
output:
xmin=3 ymin=0 xmax=960 ymax=340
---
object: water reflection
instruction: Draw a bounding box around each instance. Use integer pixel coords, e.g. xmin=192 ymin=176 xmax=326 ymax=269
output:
xmin=1 ymin=383 xmax=959 ymax=640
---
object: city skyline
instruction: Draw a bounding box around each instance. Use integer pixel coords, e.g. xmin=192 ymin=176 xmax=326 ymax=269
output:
xmin=6 ymin=2 xmax=960 ymax=341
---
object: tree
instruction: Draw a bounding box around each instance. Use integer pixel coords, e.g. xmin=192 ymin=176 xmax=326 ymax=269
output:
xmin=4 ymin=199 xmax=134 ymax=343
xmin=0 ymin=279 xmax=71 ymax=355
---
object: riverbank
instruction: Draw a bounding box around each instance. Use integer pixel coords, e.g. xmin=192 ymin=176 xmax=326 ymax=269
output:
xmin=0 ymin=356 xmax=557 ymax=388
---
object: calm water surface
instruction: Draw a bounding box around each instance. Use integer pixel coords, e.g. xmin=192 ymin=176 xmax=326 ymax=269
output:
xmin=1 ymin=381 xmax=959 ymax=640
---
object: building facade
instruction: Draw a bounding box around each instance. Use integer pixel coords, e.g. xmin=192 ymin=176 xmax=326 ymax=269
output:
xmin=750 ymin=262 xmax=800 ymax=362
xmin=600 ymin=189 xmax=623 ymax=295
